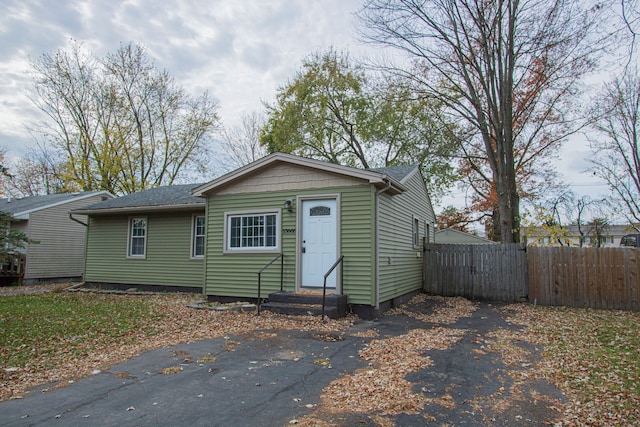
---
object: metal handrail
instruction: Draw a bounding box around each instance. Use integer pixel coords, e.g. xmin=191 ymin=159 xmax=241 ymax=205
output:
xmin=321 ymin=255 xmax=344 ymax=321
xmin=256 ymin=253 xmax=283 ymax=315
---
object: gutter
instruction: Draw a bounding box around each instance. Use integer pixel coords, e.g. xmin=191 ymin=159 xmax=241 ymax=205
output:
xmin=374 ymin=179 xmax=393 ymax=310
xmin=69 ymin=212 xmax=88 ymax=227
xmin=72 ymin=202 xmax=206 ymax=216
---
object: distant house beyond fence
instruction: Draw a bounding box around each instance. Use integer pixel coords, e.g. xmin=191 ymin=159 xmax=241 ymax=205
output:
xmin=423 ymin=243 xmax=640 ymax=311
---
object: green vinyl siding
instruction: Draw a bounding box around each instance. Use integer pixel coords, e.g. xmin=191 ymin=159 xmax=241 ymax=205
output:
xmin=84 ymin=211 xmax=204 ymax=287
xmin=204 ymin=185 xmax=376 ymax=305
xmin=204 ymin=191 xmax=295 ymax=298
xmin=377 ymin=171 xmax=434 ymax=303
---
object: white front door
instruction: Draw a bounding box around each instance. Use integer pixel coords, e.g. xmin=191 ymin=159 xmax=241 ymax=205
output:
xmin=301 ymin=199 xmax=337 ymax=288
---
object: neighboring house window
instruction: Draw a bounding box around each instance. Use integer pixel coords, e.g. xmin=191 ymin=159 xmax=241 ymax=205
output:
xmin=226 ymin=211 xmax=279 ymax=252
xmin=128 ymin=217 xmax=147 ymax=258
xmin=540 ymin=237 xmax=550 ymax=245
xmin=413 ymin=216 xmax=420 ymax=247
xmin=192 ymin=215 xmax=206 ymax=258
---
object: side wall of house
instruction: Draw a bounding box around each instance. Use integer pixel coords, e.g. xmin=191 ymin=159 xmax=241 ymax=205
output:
xmin=24 ymin=194 xmax=109 ymax=281
xmin=377 ymin=170 xmax=434 ymax=303
xmin=84 ymin=211 xmax=204 ymax=287
xmin=10 ymin=220 xmax=29 ymax=254
xmin=204 ymin=185 xmax=377 ymax=305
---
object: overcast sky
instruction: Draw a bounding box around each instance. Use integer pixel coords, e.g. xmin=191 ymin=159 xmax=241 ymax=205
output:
xmin=0 ymin=0 xmax=372 ymax=153
xmin=0 ymin=0 xmax=616 ymax=211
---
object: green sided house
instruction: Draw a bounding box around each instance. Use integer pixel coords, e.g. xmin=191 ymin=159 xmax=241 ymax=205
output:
xmin=76 ymin=153 xmax=435 ymax=318
xmin=74 ymin=184 xmax=206 ymax=293
xmin=192 ymin=153 xmax=434 ymax=318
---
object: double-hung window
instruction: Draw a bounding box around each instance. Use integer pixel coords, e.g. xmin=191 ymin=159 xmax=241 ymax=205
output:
xmin=192 ymin=215 xmax=206 ymax=258
xmin=226 ymin=211 xmax=279 ymax=252
xmin=128 ymin=217 xmax=147 ymax=258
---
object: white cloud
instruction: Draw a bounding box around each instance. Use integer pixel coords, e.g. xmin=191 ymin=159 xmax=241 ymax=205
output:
xmin=0 ymin=0 xmax=619 ymax=209
xmin=0 ymin=0 xmax=367 ymax=157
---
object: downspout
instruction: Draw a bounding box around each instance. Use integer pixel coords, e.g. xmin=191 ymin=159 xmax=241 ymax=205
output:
xmin=201 ymin=198 xmax=209 ymax=298
xmin=375 ymin=179 xmax=393 ymax=310
xmin=69 ymin=212 xmax=88 ymax=284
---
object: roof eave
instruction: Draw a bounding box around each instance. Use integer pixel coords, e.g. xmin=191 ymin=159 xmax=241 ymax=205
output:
xmin=7 ymin=190 xmax=114 ymax=217
xmin=73 ymin=202 xmax=205 ymax=215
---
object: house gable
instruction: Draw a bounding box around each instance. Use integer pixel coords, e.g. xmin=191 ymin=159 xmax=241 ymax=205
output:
xmin=216 ymin=163 xmax=367 ymax=195
xmin=193 ymin=152 xmax=405 ymax=197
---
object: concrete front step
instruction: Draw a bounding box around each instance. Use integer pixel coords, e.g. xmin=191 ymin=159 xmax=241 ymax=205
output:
xmin=261 ymin=291 xmax=348 ymax=318
xmin=259 ymin=302 xmax=340 ymax=319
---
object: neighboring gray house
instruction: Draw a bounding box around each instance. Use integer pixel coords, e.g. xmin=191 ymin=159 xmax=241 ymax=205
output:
xmin=0 ymin=191 xmax=113 ymax=284
xmin=434 ymin=228 xmax=496 ymax=244
xmin=522 ymin=224 xmax=637 ymax=247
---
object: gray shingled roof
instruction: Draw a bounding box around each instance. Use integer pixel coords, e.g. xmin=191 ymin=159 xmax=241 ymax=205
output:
xmin=0 ymin=192 xmax=107 ymax=216
xmin=369 ymin=164 xmax=418 ymax=183
xmin=73 ymin=164 xmax=417 ymax=215
xmin=76 ymin=183 xmax=205 ymax=213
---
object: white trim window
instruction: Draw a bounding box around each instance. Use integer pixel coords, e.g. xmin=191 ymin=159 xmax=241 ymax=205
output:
xmin=225 ymin=211 xmax=279 ymax=252
xmin=128 ymin=217 xmax=147 ymax=258
xmin=192 ymin=215 xmax=206 ymax=258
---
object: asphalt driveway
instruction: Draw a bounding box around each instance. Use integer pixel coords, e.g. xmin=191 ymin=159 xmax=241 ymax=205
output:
xmin=0 ymin=298 xmax=564 ymax=426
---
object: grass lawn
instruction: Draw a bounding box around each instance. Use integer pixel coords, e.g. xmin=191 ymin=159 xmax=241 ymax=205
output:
xmin=0 ymin=290 xmax=638 ymax=425
xmin=513 ymin=305 xmax=640 ymax=425
xmin=0 ymin=292 xmax=161 ymax=371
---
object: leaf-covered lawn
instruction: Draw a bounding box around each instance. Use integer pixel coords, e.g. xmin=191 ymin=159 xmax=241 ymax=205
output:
xmin=503 ymin=304 xmax=640 ymax=426
xmin=1 ymin=291 xmax=639 ymax=426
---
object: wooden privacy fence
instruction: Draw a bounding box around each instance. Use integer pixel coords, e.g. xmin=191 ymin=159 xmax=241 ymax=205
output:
xmin=423 ymin=243 xmax=528 ymax=302
xmin=528 ymin=247 xmax=640 ymax=311
xmin=423 ymin=243 xmax=640 ymax=311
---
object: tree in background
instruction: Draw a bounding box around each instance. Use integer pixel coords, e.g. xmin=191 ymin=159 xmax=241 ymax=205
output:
xmin=436 ymin=206 xmax=473 ymax=234
xmin=0 ymin=165 xmax=30 ymax=257
xmin=28 ymin=41 xmax=220 ymax=195
xmin=523 ymin=191 xmax=607 ymax=246
xmin=3 ymin=146 xmax=65 ymax=197
xmin=221 ymin=111 xmax=268 ymax=169
xmin=0 ymin=211 xmax=30 ymax=257
xmin=357 ymin=0 xmax=608 ymax=242
xmin=261 ymin=49 xmax=458 ymax=201
xmin=589 ymin=69 xmax=640 ymax=228
xmin=586 ymin=217 xmax=611 ymax=248
xmin=0 ymin=150 xmax=8 ymax=196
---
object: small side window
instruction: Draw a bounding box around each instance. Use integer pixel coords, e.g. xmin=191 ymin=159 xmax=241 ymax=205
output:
xmin=192 ymin=215 xmax=205 ymax=258
xmin=128 ymin=217 xmax=147 ymax=258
